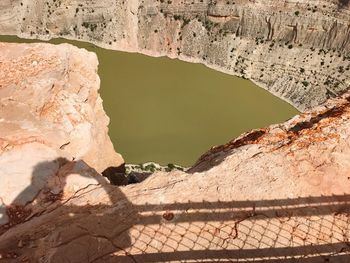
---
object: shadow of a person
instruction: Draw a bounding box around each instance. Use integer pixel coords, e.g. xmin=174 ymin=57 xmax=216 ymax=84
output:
xmin=0 ymin=158 xmax=136 ymax=263
xmin=3 ymin=159 xmax=349 ymax=263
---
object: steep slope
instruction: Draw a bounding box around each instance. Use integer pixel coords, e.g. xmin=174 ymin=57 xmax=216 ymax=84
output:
xmin=0 ymin=42 xmax=123 ymax=225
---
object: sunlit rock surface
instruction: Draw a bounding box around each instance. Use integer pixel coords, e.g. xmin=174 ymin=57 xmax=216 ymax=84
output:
xmin=0 ymin=43 xmax=350 ymax=262
xmin=0 ymin=42 xmax=123 ymax=171
xmin=1 ymin=0 xmax=350 ymax=110
xmin=0 ymin=42 xmax=123 ymax=225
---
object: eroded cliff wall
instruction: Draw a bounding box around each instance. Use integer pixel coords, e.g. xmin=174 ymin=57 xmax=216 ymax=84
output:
xmin=1 ymin=0 xmax=349 ymax=110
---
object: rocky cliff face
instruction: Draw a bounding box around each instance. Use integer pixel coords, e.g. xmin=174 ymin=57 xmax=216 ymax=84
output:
xmin=0 ymin=42 xmax=123 ymax=225
xmin=0 ymin=0 xmax=349 ymax=110
xmin=0 ymin=42 xmax=350 ymax=262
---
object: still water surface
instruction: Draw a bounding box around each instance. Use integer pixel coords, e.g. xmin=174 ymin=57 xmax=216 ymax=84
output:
xmin=0 ymin=36 xmax=298 ymax=166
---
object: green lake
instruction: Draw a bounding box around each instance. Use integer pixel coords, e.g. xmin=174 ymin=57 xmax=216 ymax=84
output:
xmin=0 ymin=36 xmax=298 ymax=167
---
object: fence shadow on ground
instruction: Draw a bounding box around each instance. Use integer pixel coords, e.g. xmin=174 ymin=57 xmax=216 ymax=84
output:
xmin=0 ymin=159 xmax=349 ymax=262
xmin=107 ymin=195 xmax=350 ymax=262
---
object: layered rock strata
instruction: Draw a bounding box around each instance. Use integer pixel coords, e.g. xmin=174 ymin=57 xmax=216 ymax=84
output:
xmin=0 ymin=43 xmax=350 ymax=262
xmin=1 ymin=0 xmax=350 ymax=110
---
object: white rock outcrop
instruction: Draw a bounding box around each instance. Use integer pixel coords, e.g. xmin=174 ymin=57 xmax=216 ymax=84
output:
xmin=0 ymin=42 xmax=123 ymax=225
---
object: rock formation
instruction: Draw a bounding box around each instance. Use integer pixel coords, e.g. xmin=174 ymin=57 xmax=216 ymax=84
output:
xmin=1 ymin=42 xmax=350 ymax=262
xmin=0 ymin=0 xmax=349 ymax=110
xmin=0 ymin=42 xmax=123 ymax=225
xmin=0 ymin=42 xmax=123 ymax=172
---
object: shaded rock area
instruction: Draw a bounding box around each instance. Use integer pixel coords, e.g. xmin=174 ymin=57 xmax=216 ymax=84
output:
xmin=0 ymin=0 xmax=350 ymax=110
xmin=102 ymin=164 xmax=128 ymax=186
xmin=0 ymin=42 xmax=350 ymax=262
